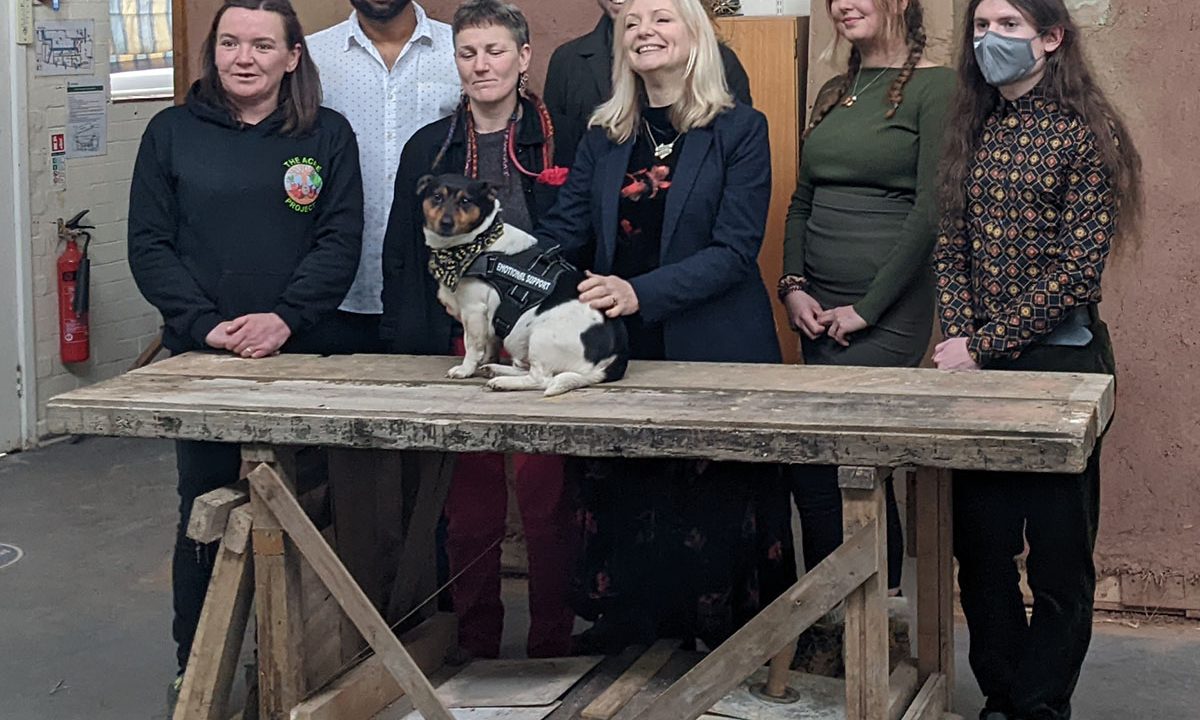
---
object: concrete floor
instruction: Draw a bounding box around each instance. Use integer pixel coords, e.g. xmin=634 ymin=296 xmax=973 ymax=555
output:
xmin=1 ymin=437 xmax=1197 ymax=720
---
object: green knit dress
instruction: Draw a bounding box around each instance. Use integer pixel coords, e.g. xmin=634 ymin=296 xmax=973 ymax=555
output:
xmin=784 ymin=66 xmax=955 ymax=367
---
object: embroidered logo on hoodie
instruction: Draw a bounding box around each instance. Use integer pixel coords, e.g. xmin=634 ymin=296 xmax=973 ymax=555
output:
xmin=283 ymin=156 xmax=323 ymax=213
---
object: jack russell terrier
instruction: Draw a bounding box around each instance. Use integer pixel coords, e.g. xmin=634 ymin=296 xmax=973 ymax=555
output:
xmin=419 ymin=173 xmax=628 ymax=396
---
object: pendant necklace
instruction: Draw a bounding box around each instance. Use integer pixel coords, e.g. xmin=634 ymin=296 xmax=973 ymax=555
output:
xmin=644 ymin=119 xmax=679 ymax=160
xmin=843 ymin=66 xmax=892 ymax=107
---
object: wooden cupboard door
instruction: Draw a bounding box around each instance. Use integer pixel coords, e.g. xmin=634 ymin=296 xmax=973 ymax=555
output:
xmin=715 ymin=16 xmax=808 ymax=364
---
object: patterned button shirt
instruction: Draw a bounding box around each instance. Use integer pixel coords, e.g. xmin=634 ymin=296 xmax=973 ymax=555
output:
xmin=308 ymin=6 xmax=461 ymax=314
xmin=933 ymin=84 xmax=1116 ymax=363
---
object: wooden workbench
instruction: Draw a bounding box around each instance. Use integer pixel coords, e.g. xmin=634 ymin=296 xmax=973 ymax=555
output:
xmin=46 ymin=353 xmax=1113 ymax=720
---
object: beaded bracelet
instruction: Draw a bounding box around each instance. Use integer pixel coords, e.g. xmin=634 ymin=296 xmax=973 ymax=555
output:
xmin=776 ymin=274 xmax=809 ymax=301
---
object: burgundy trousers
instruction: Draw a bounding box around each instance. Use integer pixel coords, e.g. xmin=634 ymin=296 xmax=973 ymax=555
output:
xmin=445 ymin=452 xmax=577 ymax=658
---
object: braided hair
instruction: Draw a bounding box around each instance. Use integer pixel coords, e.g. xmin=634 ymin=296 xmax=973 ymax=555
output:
xmin=804 ymin=0 xmax=927 ymax=139
xmin=430 ymin=99 xmax=465 ymax=175
xmin=883 ymin=1 xmax=927 ymax=119
xmin=429 ymin=88 xmax=561 ymax=180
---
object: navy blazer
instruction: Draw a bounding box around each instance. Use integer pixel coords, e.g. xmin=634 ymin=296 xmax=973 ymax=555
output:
xmin=537 ymin=103 xmax=781 ymax=364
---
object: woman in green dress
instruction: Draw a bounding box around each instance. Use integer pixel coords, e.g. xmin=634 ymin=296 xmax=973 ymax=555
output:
xmin=778 ymin=0 xmax=954 ymax=592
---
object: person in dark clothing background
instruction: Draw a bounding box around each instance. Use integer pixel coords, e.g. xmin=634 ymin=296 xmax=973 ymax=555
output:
xmin=126 ymin=0 xmax=363 ymax=702
xmin=536 ymin=0 xmax=792 ymax=654
xmin=779 ymin=0 xmax=952 ymax=601
xmin=543 ymin=0 xmax=753 ymax=167
xmin=934 ymin=1 xmax=1142 ymax=718
xmin=380 ymin=0 xmax=576 ymax=660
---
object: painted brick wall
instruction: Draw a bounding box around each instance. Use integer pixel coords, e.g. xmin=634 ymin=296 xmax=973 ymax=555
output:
xmin=25 ymin=1 xmax=169 ymax=436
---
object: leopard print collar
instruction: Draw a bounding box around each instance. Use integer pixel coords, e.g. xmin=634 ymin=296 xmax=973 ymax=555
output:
xmin=427 ymin=212 xmax=505 ymax=291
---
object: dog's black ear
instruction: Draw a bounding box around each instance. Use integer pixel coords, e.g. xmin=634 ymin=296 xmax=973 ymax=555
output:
xmin=469 ymin=179 xmax=498 ymax=203
xmin=416 ymin=175 xmax=436 ymax=197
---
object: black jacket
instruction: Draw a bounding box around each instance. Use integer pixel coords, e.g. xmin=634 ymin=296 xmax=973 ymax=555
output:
xmin=380 ymin=96 xmax=560 ymax=353
xmin=544 ymin=16 xmax=754 ymax=168
xmin=128 ymin=85 xmax=364 ymax=354
xmin=537 ymin=103 xmax=780 ymax=364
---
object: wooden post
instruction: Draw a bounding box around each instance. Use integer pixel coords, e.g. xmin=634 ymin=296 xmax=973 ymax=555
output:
xmin=173 ymin=506 xmax=255 ymax=720
xmin=387 ymin=451 xmax=456 ymax=623
xmin=631 ymin=523 xmax=878 ymax=720
xmin=581 ymin=639 xmax=679 ymax=720
xmin=290 ymin=613 xmax=457 ymax=720
xmin=762 ymin=640 xmax=798 ymax=699
xmin=899 ymin=673 xmax=948 ymax=720
xmin=839 ymin=465 xmax=890 ymax=720
xmin=186 ymin=480 xmax=249 ymax=544
xmin=915 ymin=467 xmax=954 ymax=707
xmin=248 ymin=463 xmax=456 ymax=720
xmin=245 ymin=445 xmax=305 ymax=720
xmin=327 ymin=448 xmax=407 ymax=659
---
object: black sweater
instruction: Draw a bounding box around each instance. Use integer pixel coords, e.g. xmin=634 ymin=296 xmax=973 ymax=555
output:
xmin=128 ymin=85 xmax=364 ymax=354
xmin=379 ymin=96 xmax=560 ymax=353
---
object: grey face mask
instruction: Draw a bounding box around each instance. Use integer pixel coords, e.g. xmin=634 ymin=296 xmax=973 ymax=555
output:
xmin=973 ymin=31 xmax=1039 ymax=87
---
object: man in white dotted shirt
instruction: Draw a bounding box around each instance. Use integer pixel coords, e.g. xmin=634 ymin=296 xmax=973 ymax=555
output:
xmin=308 ymin=0 xmax=461 ymax=351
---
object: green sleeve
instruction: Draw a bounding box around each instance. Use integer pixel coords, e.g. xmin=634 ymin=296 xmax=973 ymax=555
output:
xmin=783 ymin=77 xmax=844 ymax=281
xmin=782 ymin=159 xmax=813 ymax=279
xmin=853 ymin=73 xmax=953 ymax=325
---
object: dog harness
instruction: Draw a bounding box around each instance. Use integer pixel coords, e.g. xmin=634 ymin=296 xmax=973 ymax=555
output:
xmin=427 ymin=214 xmax=576 ymax=339
xmin=464 ymin=246 xmax=575 ymax=338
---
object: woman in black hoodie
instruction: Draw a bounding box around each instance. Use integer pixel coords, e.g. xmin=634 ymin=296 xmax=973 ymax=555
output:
xmin=127 ymin=0 xmax=362 ymax=691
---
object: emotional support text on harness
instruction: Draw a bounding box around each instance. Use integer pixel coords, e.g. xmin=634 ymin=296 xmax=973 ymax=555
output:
xmin=493 ymin=260 xmax=553 ymax=292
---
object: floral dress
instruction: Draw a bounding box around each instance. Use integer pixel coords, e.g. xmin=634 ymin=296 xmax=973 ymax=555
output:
xmin=569 ymin=106 xmax=795 ymax=653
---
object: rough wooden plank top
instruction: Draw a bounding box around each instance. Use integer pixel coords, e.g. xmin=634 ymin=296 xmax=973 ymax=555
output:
xmin=45 ymin=353 xmax=1114 ymax=473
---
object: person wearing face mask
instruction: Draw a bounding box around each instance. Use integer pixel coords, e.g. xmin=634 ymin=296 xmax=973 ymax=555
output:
xmin=307 ymin=0 xmax=460 ymax=352
xmin=777 ymin=0 xmax=952 ymax=606
xmin=536 ymin=0 xmax=793 ymax=655
xmin=543 ymin=0 xmax=753 ymax=167
xmin=934 ymin=2 xmax=1142 ymax=719
xmin=128 ymin=0 xmax=363 ymax=704
xmin=380 ymin=0 xmax=575 ymax=660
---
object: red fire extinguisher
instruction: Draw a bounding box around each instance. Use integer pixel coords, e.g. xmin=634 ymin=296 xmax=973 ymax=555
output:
xmin=57 ymin=209 xmax=94 ymax=364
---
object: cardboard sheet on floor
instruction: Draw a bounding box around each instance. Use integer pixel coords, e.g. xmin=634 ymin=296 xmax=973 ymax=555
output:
xmin=397 ymin=704 xmax=562 ymax=720
xmin=435 ymin=657 xmax=604 ymax=708
xmin=706 ymin=667 xmax=844 ymax=720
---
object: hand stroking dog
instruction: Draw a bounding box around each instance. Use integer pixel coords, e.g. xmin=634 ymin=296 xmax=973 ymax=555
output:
xmin=419 ymin=173 xmax=628 ymax=396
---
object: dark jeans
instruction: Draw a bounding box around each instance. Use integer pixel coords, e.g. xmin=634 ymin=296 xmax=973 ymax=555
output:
xmin=172 ymin=440 xmax=241 ymax=673
xmin=169 ymin=311 xmax=379 ymax=673
xmin=956 ymin=314 xmax=1115 ymax=720
xmin=788 ymin=465 xmax=905 ymax=590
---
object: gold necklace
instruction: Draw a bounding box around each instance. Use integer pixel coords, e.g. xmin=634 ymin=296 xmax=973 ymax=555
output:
xmin=842 ymin=66 xmax=892 ymax=107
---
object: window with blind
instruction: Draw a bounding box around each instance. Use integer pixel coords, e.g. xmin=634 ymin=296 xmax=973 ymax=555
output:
xmin=109 ymin=0 xmax=173 ymax=100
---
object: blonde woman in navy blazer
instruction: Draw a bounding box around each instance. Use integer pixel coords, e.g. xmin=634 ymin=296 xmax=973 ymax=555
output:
xmin=535 ymin=0 xmax=790 ymax=654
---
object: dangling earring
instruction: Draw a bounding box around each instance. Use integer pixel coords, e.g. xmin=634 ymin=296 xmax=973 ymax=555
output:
xmin=518 ymin=71 xmax=529 ymax=97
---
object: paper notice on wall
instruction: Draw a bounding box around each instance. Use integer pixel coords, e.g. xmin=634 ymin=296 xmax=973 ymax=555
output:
xmin=16 ymin=0 xmax=34 ymax=45
xmin=35 ymin=20 xmax=95 ymax=76
xmin=66 ymin=80 xmax=108 ymax=158
xmin=50 ymin=132 xmax=67 ymax=189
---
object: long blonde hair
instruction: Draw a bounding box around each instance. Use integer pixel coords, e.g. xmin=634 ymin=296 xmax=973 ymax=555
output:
xmin=589 ymin=0 xmax=734 ymax=144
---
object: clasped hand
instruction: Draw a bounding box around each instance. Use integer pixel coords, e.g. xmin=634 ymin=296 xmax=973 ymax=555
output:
xmin=783 ymin=290 xmax=867 ymax=346
xmin=205 ymin=313 xmax=292 ymax=359
xmin=932 ymin=337 xmax=980 ymax=371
